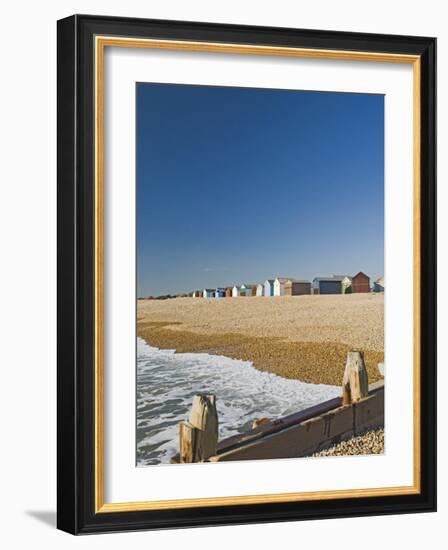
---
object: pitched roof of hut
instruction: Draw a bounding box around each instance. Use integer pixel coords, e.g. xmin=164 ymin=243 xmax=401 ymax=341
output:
xmin=313 ymin=276 xmax=344 ymax=282
xmin=352 ymin=271 xmax=370 ymax=279
xmin=275 ymin=277 xmax=293 ymax=283
xmin=333 ymin=274 xmax=351 ymax=279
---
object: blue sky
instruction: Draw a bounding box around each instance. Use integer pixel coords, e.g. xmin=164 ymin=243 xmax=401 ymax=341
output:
xmin=136 ymin=83 xmax=384 ymax=297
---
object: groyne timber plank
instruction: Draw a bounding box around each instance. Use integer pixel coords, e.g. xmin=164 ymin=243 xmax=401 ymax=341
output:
xmin=353 ymin=390 xmax=384 ymax=434
xmin=210 ymin=389 xmax=384 ymax=462
xmin=170 ymin=381 xmax=385 ymax=463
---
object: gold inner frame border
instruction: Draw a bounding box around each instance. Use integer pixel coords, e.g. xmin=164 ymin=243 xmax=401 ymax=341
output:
xmin=94 ymin=36 xmax=421 ymax=513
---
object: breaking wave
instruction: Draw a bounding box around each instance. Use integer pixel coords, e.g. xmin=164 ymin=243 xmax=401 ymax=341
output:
xmin=136 ymin=337 xmax=340 ymax=465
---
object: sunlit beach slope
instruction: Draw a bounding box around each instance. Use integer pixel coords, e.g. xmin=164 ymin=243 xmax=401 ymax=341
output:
xmin=137 ymin=294 xmax=384 ymax=386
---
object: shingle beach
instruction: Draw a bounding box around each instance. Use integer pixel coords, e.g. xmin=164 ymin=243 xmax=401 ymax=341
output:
xmin=313 ymin=429 xmax=384 ymax=457
xmin=137 ymin=293 xmax=384 ymax=386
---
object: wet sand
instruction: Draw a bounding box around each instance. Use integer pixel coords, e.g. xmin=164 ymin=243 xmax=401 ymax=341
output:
xmin=137 ymin=294 xmax=384 ymax=386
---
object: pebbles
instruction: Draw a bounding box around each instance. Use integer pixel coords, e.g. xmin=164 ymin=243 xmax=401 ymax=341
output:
xmin=313 ymin=429 xmax=384 ymax=457
xmin=138 ymin=294 xmax=384 ymax=349
xmin=137 ymin=294 xmax=384 ymax=386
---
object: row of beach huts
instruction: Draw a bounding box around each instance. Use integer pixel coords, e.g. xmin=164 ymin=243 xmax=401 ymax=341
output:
xmin=191 ymin=273 xmax=384 ymax=298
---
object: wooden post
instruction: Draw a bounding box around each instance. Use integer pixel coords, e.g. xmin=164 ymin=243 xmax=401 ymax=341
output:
xmin=342 ymin=351 xmax=369 ymax=405
xmin=179 ymin=421 xmax=199 ymax=464
xmin=179 ymin=394 xmax=218 ymax=463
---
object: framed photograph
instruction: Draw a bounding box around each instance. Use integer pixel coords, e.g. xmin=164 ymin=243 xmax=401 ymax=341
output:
xmin=57 ymin=15 xmax=436 ymax=534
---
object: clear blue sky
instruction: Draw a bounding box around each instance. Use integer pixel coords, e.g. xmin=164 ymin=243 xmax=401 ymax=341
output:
xmin=137 ymin=83 xmax=384 ymax=297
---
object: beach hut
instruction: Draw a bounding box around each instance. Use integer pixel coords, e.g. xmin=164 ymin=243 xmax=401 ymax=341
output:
xmin=273 ymin=277 xmax=293 ymax=296
xmin=312 ymin=277 xmax=343 ymax=295
xmin=203 ymin=288 xmax=215 ymax=298
xmin=192 ymin=290 xmax=203 ymax=298
xmin=239 ymin=284 xmax=254 ymax=297
xmin=256 ymin=283 xmax=264 ymax=296
xmin=215 ymin=287 xmax=227 ymax=298
xmin=264 ymin=279 xmax=275 ymax=297
xmin=232 ymin=285 xmax=240 ymax=297
xmin=225 ymin=287 xmax=233 ymax=298
xmin=374 ymin=276 xmax=385 ymax=293
xmin=351 ymin=272 xmax=370 ymax=293
xmin=341 ymin=276 xmax=352 ymax=294
xmin=284 ymin=279 xmax=311 ymax=296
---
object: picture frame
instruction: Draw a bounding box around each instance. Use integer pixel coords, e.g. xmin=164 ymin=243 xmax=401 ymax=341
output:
xmin=57 ymin=14 xmax=436 ymax=534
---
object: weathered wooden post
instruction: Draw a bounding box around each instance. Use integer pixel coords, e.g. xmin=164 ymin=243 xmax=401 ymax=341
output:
xmin=342 ymin=351 xmax=369 ymax=405
xmin=179 ymin=394 xmax=218 ymax=463
xmin=179 ymin=422 xmax=199 ymax=464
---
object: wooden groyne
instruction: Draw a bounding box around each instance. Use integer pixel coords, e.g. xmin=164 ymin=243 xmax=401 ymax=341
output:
xmin=171 ymin=351 xmax=384 ymax=463
xmin=179 ymin=394 xmax=218 ymax=463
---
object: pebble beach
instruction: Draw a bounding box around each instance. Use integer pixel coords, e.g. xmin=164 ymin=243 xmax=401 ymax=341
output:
xmin=137 ymin=293 xmax=384 ymax=386
xmin=313 ymin=429 xmax=385 ymax=457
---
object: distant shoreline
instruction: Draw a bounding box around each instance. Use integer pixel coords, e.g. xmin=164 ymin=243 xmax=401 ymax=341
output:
xmin=137 ymin=294 xmax=384 ymax=386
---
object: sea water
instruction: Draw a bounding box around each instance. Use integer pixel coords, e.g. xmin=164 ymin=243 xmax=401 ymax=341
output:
xmin=136 ymin=337 xmax=340 ymax=465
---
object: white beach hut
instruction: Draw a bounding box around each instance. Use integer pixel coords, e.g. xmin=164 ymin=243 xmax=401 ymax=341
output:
xmin=256 ymin=283 xmax=264 ymax=296
xmin=264 ymin=279 xmax=275 ymax=297
xmin=341 ymin=276 xmax=352 ymax=294
xmin=232 ymin=285 xmax=240 ymax=297
xmin=273 ymin=277 xmax=291 ymax=296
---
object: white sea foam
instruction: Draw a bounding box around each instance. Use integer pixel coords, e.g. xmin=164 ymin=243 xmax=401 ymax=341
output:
xmin=136 ymin=337 xmax=340 ymax=465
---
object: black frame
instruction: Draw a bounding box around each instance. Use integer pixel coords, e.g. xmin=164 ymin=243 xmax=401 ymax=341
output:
xmin=57 ymin=14 xmax=436 ymax=534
